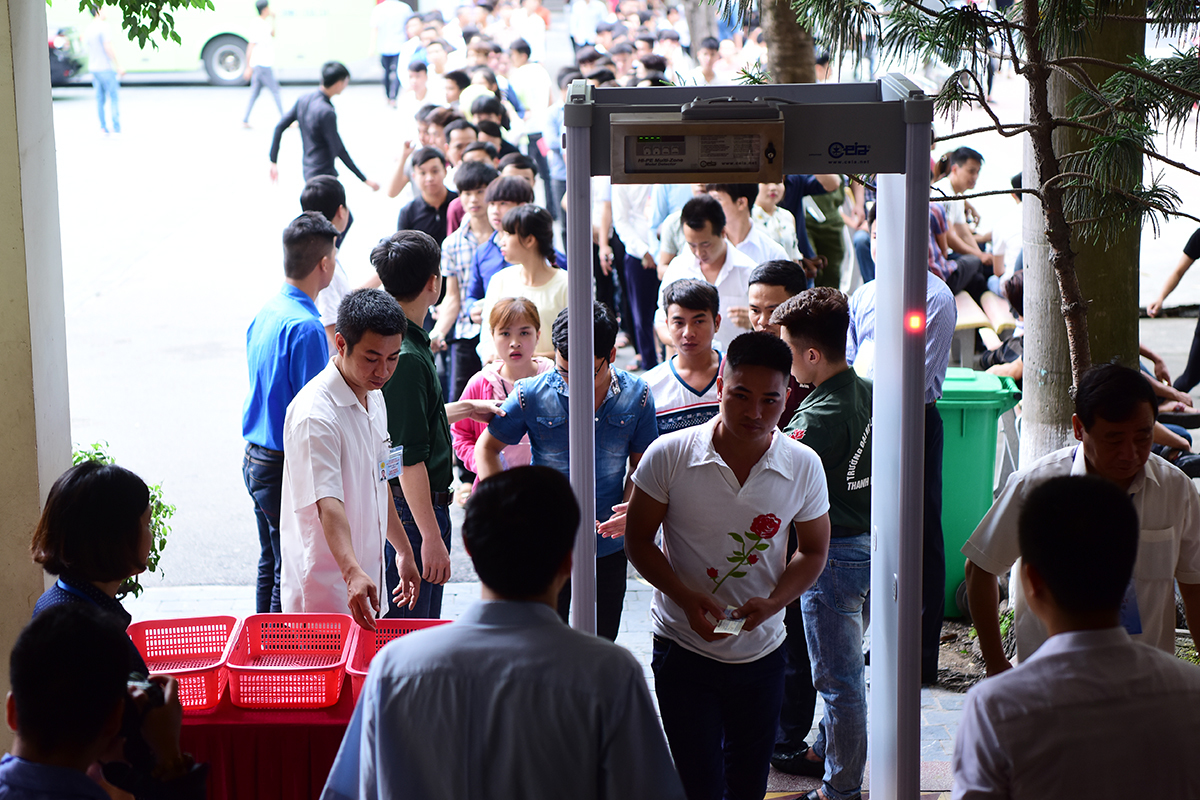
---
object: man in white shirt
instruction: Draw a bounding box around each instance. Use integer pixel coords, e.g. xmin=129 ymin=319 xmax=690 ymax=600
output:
xmin=322 ymin=466 xmax=686 ymax=800
xmin=280 ymin=288 xmax=421 ymax=628
xmin=953 ymin=474 xmax=1200 ymax=799
xmin=707 ymin=183 xmax=790 ymax=266
xmin=300 ymin=176 xmax=353 ymax=352
xmin=655 ymin=195 xmax=759 ymax=354
xmin=938 ymin=146 xmax=990 ymax=302
xmin=370 ymin=0 xmax=412 ymax=107
xmin=242 ymin=0 xmax=282 ymax=127
xmin=626 ymin=331 xmax=831 ymax=800
xmin=963 ymin=362 xmax=1200 ymax=674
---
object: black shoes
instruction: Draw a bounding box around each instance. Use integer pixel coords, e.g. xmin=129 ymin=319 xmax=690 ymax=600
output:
xmin=770 ymin=747 xmax=826 ymax=778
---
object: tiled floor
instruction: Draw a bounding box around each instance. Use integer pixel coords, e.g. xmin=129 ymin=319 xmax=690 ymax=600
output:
xmin=124 ymin=578 xmax=961 ymax=795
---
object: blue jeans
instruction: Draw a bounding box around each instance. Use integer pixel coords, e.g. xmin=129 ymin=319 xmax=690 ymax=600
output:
xmin=803 ymin=532 xmax=871 ymax=800
xmin=92 ymin=70 xmax=120 ymax=133
xmin=380 ymin=53 xmax=400 ymax=100
xmin=652 ymin=637 xmax=786 ymax=800
xmin=384 ymin=493 xmax=451 ymax=619
xmin=853 ymin=229 xmax=874 ymax=283
xmin=243 ymin=65 xmax=282 ymax=122
xmin=242 ymin=443 xmax=284 ymax=613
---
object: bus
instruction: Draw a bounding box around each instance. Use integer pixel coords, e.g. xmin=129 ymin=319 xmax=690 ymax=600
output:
xmin=46 ymin=0 xmax=389 ymax=85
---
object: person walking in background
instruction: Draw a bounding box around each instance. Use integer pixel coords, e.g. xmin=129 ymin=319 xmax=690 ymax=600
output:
xmin=370 ymin=0 xmax=411 ymax=108
xmin=242 ymin=0 xmax=283 ymax=128
xmin=269 ymin=62 xmax=381 ymax=191
xmin=1148 ymin=227 xmax=1200 ymax=393
xmin=86 ymin=6 xmax=122 ymax=135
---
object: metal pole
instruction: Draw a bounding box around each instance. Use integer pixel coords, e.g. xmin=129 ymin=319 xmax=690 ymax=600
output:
xmin=869 ymin=76 xmax=932 ymax=800
xmin=562 ymin=80 xmax=597 ymax=634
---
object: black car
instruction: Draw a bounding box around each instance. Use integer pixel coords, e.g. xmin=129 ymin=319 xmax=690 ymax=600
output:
xmin=49 ymin=26 xmax=83 ymax=86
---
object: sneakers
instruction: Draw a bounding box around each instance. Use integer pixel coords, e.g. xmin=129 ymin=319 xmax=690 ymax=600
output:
xmin=770 ymin=747 xmax=825 ymax=778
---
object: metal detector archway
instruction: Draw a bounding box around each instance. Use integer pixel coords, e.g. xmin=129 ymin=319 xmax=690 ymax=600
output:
xmin=562 ymin=75 xmax=932 ymax=800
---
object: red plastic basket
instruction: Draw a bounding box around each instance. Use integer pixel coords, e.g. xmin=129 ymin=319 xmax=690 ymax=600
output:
xmin=126 ymin=616 xmax=237 ymax=711
xmin=225 ymin=614 xmax=353 ymax=709
xmin=346 ymin=619 xmax=451 ymax=701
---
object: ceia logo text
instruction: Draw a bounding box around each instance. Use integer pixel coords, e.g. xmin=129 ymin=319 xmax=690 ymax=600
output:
xmin=828 ymin=142 xmax=871 ymax=159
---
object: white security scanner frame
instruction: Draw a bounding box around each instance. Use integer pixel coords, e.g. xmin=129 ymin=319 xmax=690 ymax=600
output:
xmin=562 ymin=75 xmax=931 ymax=800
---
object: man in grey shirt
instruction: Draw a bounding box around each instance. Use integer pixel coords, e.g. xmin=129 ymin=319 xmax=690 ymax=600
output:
xmin=321 ymin=466 xmax=685 ymax=800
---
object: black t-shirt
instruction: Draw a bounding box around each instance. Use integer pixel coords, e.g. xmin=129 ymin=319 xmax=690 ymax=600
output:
xmin=1184 ymin=227 xmax=1200 ymax=260
xmin=397 ymin=190 xmax=459 ymax=245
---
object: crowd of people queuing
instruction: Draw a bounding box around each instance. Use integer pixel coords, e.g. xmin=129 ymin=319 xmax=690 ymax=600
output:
xmin=9 ymin=2 xmax=1200 ymax=799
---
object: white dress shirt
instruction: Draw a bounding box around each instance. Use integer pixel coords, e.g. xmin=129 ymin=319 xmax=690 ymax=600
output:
xmin=655 ymin=243 xmax=758 ymax=353
xmin=952 ymin=627 xmax=1200 ymax=799
xmin=726 ymin=222 xmax=790 ymax=265
xmin=280 ymin=360 xmax=393 ymax=616
xmin=962 ymin=445 xmax=1200 ymax=660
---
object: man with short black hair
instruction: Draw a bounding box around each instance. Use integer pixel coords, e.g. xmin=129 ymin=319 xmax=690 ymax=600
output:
xmin=642 ymin=279 xmax=723 ymax=434
xmin=963 ymin=362 xmax=1200 ymax=674
xmin=477 ymin=303 xmax=659 ymax=640
xmin=953 ymin=475 xmax=1200 ymax=799
xmin=656 ymin=194 xmax=758 ymax=354
xmin=322 ymin=467 xmax=686 ymax=800
xmin=442 ymin=118 xmax=478 ymax=167
xmin=375 ymin=232 xmax=503 ymax=619
xmin=772 ymin=288 xmax=872 ymax=800
xmin=243 ymin=211 xmax=338 ymax=614
xmin=299 ymin=176 xmax=353 ymax=349
xmin=0 ymin=604 xmax=207 ymax=799
xmin=939 ymin=146 xmax=990 ymax=302
xmin=279 ymin=288 xmax=421 ymax=627
xmin=626 ymin=331 xmax=831 ymax=800
xmin=706 ymin=183 xmax=790 ymax=265
xmin=397 ymin=147 xmax=457 ymax=244
xmin=269 ymin=62 xmax=381 ymax=191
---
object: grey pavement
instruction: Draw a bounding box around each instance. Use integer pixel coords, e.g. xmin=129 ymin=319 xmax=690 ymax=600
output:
xmin=125 ymin=575 xmax=959 ymax=795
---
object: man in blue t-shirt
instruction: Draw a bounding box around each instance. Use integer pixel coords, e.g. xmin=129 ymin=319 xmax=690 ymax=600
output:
xmin=476 ymin=302 xmax=659 ymax=641
xmin=242 ymin=211 xmax=338 ymax=613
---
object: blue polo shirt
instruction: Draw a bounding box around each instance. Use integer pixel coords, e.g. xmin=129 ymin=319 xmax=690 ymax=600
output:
xmin=487 ymin=368 xmax=659 ymax=558
xmin=0 ymin=755 xmax=110 ymax=800
xmin=242 ymin=284 xmax=329 ymax=451
xmin=781 ymin=174 xmax=831 ymax=259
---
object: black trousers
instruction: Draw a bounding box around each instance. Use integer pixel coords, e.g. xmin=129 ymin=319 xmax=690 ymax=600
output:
xmin=946 ymin=253 xmax=988 ymax=304
xmin=556 ymin=549 xmax=628 ymax=641
xmin=1174 ymin=316 xmax=1200 ymax=394
xmin=922 ymin=403 xmax=946 ymax=683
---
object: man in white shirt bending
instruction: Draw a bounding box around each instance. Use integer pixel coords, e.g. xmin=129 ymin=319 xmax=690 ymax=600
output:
xmin=953 ymin=474 xmax=1200 ymax=799
xmin=280 ymin=288 xmax=421 ymax=628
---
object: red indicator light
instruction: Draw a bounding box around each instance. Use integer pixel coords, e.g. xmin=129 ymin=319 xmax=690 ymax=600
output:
xmin=906 ymin=312 xmax=925 ymax=332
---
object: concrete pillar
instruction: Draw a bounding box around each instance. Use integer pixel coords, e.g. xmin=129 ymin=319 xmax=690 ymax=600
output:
xmin=0 ymin=0 xmax=73 ymax=746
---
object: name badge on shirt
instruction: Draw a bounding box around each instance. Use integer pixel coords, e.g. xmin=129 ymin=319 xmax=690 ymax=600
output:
xmin=1118 ymin=578 xmax=1142 ymax=636
xmin=380 ymin=445 xmax=404 ymax=482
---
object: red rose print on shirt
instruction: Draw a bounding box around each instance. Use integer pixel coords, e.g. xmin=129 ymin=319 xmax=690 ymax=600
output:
xmin=750 ymin=514 xmax=781 ymax=539
xmin=789 ymin=429 xmax=807 ymax=441
xmin=707 ymin=513 xmax=780 ymax=592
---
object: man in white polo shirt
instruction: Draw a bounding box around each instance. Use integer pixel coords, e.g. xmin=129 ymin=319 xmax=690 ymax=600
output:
xmin=626 ymin=330 xmax=831 ymax=800
xmin=963 ymin=362 xmax=1200 ymax=675
xmin=655 ymin=195 xmax=759 ymax=354
xmin=280 ymin=288 xmax=422 ymax=629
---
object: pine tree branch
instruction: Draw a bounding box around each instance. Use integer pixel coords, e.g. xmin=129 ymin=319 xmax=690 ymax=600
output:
xmin=1052 ymin=120 xmax=1200 ymax=179
xmin=1051 ymin=56 xmax=1200 ymax=102
xmin=931 ymin=186 xmax=1044 ymax=203
xmin=936 ymin=122 xmax=1039 ymax=140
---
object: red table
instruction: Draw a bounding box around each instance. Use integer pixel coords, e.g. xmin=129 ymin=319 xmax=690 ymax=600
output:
xmin=181 ymin=675 xmax=355 ymax=800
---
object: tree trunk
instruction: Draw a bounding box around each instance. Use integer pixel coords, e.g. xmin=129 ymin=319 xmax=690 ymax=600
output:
xmin=761 ymin=0 xmax=814 ymax=83
xmin=1018 ymin=0 xmax=1144 ymax=464
xmin=682 ymin=0 xmax=717 ymax=49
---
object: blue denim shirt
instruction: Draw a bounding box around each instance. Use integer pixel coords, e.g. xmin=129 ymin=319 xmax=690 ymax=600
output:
xmin=488 ymin=368 xmax=659 ymax=557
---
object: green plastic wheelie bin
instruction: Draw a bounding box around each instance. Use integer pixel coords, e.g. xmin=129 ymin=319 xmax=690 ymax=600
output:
xmin=937 ymin=368 xmax=1021 ymax=617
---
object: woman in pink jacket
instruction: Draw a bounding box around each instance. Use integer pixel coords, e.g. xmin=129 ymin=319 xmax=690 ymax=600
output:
xmin=452 ymin=297 xmax=553 ymax=491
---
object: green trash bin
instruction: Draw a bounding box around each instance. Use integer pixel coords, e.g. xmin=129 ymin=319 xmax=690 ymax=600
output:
xmin=937 ymin=368 xmax=1021 ymax=617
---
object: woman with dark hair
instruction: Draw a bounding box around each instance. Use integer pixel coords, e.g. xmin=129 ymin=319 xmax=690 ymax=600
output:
xmin=32 ymin=460 xmax=153 ymax=629
xmin=29 ymin=461 xmax=208 ymax=797
xmin=480 ymin=204 xmax=567 ymax=360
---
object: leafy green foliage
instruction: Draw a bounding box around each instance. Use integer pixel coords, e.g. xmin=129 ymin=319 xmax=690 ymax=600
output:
xmin=50 ymin=0 xmax=215 ymax=48
xmin=72 ymin=442 xmax=175 ymax=599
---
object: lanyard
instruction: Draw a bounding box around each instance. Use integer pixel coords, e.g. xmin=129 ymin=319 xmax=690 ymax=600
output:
xmin=56 ymin=579 xmax=99 ymax=606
